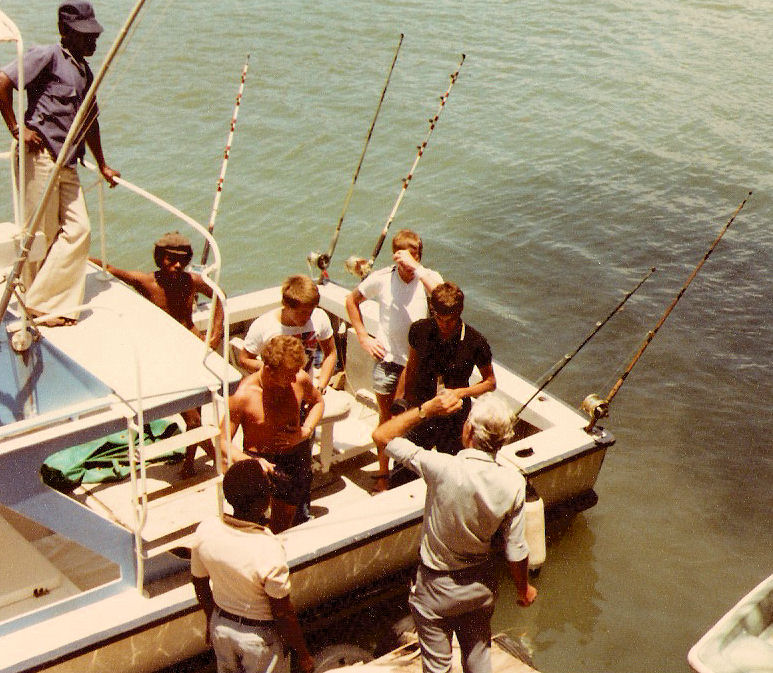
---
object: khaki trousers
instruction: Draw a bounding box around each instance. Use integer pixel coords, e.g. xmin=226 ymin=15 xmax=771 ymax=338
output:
xmin=409 ymin=561 xmax=498 ymax=673
xmin=19 ymin=148 xmax=90 ymax=319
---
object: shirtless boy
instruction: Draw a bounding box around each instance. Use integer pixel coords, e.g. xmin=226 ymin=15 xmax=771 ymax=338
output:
xmin=90 ymin=231 xmax=224 ymax=476
xmin=220 ymin=335 xmax=324 ymax=533
xmin=90 ymin=231 xmax=223 ymax=348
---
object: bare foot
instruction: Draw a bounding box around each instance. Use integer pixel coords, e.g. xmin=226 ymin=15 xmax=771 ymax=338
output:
xmin=28 ymin=309 xmax=77 ymax=327
xmin=372 ymin=472 xmax=390 ymax=494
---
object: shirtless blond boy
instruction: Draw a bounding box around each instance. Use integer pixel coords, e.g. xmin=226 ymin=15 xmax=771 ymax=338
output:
xmin=220 ymin=335 xmax=324 ymax=533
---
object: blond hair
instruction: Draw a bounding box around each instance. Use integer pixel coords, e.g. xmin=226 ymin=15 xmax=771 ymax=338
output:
xmin=430 ymin=282 xmax=464 ymax=316
xmin=392 ymin=229 xmax=423 ymax=260
xmin=260 ymin=335 xmax=307 ymax=371
xmin=281 ymin=275 xmax=320 ymax=308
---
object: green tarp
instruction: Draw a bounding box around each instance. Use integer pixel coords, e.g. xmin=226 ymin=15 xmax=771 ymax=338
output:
xmin=40 ymin=418 xmax=184 ymax=492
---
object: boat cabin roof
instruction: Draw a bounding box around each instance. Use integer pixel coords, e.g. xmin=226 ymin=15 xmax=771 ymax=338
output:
xmin=1 ymin=263 xmax=239 ymax=454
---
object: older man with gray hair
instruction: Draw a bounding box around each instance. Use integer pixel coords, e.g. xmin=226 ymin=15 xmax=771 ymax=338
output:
xmin=373 ymin=391 xmax=537 ymax=673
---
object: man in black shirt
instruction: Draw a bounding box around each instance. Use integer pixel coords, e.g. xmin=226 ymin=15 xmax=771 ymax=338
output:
xmin=403 ymin=282 xmax=496 ymax=454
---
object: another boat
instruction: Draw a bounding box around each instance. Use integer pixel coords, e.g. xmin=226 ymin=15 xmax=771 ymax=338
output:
xmin=319 ymin=630 xmax=539 ymax=673
xmin=0 ymin=10 xmax=614 ymax=673
xmin=687 ymin=573 xmax=773 ymax=673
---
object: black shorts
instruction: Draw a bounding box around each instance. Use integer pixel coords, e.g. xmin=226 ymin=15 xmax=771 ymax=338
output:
xmin=245 ymin=448 xmax=310 ymax=506
xmin=405 ymin=401 xmax=470 ymax=455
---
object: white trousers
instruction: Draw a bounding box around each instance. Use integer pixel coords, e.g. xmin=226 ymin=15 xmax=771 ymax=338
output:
xmin=19 ymin=148 xmax=90 ymax=319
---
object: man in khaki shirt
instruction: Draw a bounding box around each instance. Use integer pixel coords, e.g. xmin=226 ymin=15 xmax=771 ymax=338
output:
xmin=373 ymin=392 xmax=537 ymax=673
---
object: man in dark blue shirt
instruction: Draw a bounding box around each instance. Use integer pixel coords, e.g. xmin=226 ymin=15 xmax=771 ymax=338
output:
xmin=403 ymin=282 xmax=497 ymax=455
xmin=0 ymin=2 xmax=119 ymax=325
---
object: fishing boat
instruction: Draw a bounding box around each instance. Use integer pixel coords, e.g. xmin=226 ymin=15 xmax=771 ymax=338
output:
xmin=687 ymin=573 xmax=773 ymax=673
xmin=0 ymin=8 xmax=614 ymax=673
xmin=0 ymin=231 xmax=614 ymax=673
xmin=319 ymin=630 xmax=539 ymax=673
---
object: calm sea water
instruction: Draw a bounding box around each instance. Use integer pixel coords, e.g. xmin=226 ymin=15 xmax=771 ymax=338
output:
xmin=2 ymin=1 xmax=771 ymax=672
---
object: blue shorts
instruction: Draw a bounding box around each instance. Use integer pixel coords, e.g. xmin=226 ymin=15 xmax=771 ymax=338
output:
xmin=372 ymin=360 xmax=404 ymax=396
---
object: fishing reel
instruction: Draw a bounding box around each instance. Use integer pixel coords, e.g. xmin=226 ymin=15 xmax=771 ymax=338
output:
xmin=344 ymin=255 xmax=373 ymax=279
xmin=581 ymin=393 xmax=609 ymax=433
xmin=306 ymin=251 xmax=330 ymax=273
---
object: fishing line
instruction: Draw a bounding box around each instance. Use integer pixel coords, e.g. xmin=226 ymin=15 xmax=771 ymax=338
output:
xmin=308 ymin=33 xmax=404 ymax=282
xmin=512 ymin=266 xmax=656 ymax=424
xmin=346 ymin=53 xmax=466 ymax=279
xmin=583 ymin=192 xmax=752 ymax=432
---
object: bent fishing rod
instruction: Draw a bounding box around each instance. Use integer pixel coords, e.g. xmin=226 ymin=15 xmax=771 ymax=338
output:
xmin=200 ymin=53 xmax=250 ymax=267
xmin=582 ymin=192 xmax=752 ymax=432
xmin=0 ymin=0 xmax=150 ymax=322
xmin=512 ymin=266 xmax=656 ymax=425
xmin=308 ymin=34 xmax=404 ymax=282
xmin=346 ymin=53 xmax=466 ymax=279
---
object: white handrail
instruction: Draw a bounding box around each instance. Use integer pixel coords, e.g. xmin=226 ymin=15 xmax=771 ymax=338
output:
xmin=82 ymin=161 xmax=231 ymax=533
xmin=0 ymin=11 xmax=26 ymax=242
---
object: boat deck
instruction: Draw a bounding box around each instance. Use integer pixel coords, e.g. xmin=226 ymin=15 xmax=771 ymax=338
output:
xmin=68 ymin=431 xmax=386 ymax=559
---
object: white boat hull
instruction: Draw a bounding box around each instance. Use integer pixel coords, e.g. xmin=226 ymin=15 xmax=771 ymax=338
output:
xmin=688 ymin=573 xmax=773 ymax=673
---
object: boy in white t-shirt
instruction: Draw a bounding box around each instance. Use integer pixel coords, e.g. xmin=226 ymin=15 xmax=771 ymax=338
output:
xmin=238 ymin=275 xmax=336 ymax=522
xmin=239 ymin=275 xmax=336 ymax=391
xmin=345 ymin=230 xmax=442 ymax=491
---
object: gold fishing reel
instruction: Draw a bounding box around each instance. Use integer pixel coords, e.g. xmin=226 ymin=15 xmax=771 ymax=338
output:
xmin=306 ymin=251 xmax=329 ymax=272
xmin=581 ymin=393 xmax=609 ymax=432
xmin=344 ymin=255 xmax=372 ymax=279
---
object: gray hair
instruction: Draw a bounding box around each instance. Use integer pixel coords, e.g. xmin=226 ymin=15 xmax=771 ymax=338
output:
xmin=466 ymin=393 xmax=514 ymax=454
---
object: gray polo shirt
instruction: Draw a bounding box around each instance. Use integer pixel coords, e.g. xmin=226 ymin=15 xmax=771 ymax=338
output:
xmin=2 ymin=44 xmax=97 ymax=166
xmin=386 ymin=438 xmax=529 ymax=571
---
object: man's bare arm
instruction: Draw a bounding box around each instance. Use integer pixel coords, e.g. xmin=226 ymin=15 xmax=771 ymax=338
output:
xmin=345 ymin=290 xmax=385 ymax=360
xmin=89 ymin=258 xmax=154 ymax=294
xmin=218 ymin=390 xmax=248 ymax=469
xmin=302 ymin=377 xmax=325 ymax=436
xmin=507 ymin=558 xmax=537 ymax=607
xmin=191 ymin=575 xmax=215 ymax=644
xmin=0 ymin=72 xmax=46 ymax=152
xmin=84 ymin=118 xmax=119 ymax=186
xmin=402 ymin=347 xmax=420 ymax=406
xmin=445 ymin=362 xmax=496 ymax=405
xmin=237 ymin=346 xmax=262 ymax=373
xmin=269 ymin=595 xmax=315 ymax=673
xmin=316 ymin=335 xmax=337 ymax=391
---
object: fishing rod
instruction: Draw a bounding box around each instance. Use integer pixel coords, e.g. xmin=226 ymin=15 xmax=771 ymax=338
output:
xmin=200 ymin=53 xmax=250 ymax=267
xmin=346 ymin=53 xmax=466 ymax=279
xmin=0 ymin=0 xmax=150 ymax=322
xmin=582 ymin=192 xmax=752 ymax=432
xmin=308 ymin=34 xmax=404 ymax=282
xmin=512 ymin=266 xmax=656 ymax=424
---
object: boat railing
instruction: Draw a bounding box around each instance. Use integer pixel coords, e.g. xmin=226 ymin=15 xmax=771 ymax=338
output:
xmin=0 ymin=11 xmax=26 ymax=242
xmin=81 ymin=162 xmax=233 ymax=588
xmin=1 ymin=139 xmax=232 ymax=591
